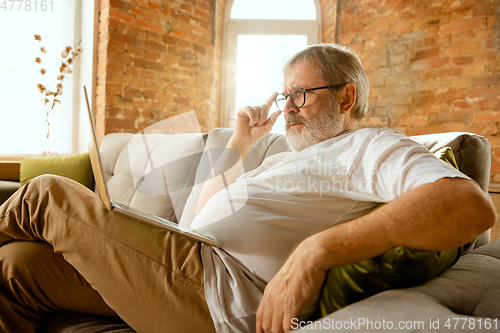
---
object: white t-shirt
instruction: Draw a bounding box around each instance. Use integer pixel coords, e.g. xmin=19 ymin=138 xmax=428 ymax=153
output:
xmin=192 ymin=128 xmax=469 ymax=333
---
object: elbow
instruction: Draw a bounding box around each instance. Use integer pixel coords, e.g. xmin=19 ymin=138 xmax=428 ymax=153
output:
xmin=462 ymin=183 xmax=496 ymax=236
xmin=478 ymin=194 xmax=496 ymax=232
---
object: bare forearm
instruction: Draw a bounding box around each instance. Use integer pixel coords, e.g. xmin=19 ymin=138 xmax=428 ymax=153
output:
xmin=308 ymin=177 xmax=496 ymax=271
xmin=196 ymin=93 xmax=280 ymax=215
xmin=195 ymin=138 xmax=250 ymax=214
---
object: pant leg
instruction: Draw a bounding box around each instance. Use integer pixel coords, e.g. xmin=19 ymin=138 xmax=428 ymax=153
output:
xmin=0 ymin=175 xmax=216 ymax=333
xmin=0 ymin=240 xmax=119 ymax=332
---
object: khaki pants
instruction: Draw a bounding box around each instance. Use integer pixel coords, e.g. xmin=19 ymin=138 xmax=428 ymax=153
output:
xmin=0 ymin=175 xmax=216 ymax=333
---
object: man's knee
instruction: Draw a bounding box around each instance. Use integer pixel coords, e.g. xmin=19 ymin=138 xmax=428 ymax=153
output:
xmin=0 ymin=241 xmax=55 ymax=285
xmin=25 ymin=174 xmax=73 ymax=191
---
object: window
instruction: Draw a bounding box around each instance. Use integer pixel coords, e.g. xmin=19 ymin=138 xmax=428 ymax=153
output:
xmin=0 ymin=0 xmax=96 ymax=156
xmin=221 ymin=0 xmax=321 ymax=134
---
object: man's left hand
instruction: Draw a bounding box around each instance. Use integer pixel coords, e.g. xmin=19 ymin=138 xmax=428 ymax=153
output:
xmin=256 ymin=239 xmax=327 ymax=333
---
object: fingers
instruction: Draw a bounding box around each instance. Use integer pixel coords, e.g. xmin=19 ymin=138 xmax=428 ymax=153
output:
xmin=237 ymin=92 xmax=279 ymax=127
xmin=265 ymin=92 xmax=279 ymax=106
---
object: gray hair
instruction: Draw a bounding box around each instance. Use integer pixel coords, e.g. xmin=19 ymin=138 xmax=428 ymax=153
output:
xmin=283 ymin=43 xmax=369 ymax=120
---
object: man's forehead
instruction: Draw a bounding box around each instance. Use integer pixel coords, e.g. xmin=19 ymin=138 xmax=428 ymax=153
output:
xmin=283 ymin=60 xmax=324 ymax=91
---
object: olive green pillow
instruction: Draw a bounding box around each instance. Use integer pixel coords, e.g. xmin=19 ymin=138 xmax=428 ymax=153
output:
xmin=20 ymin=153 xmax=94 ymax=190
xmin=313 ymin=146 xmax=463 ymax=320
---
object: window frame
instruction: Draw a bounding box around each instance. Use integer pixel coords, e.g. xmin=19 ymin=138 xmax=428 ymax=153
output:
xmin=220 ymin=0 xmax=322 ymax=128
xmin=0 ymin=0 xmax=98 ymax=159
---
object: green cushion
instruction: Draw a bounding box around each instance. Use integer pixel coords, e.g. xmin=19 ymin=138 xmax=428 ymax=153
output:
xmin=20 ymin=153 xmax=94 ymax=190
xmin=313 ymin=146 xmax=463 ymax=319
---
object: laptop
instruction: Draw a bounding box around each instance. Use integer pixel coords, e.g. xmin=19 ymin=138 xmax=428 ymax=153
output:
xmin=83 ymin=86 xmax=222 ymax=247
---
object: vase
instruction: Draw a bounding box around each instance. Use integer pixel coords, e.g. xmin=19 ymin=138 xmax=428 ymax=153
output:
xmin=43 ymin=110 xmax=57 ymax=156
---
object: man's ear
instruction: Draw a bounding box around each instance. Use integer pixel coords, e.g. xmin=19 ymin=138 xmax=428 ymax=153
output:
xmin=338 ymin=83 xmax=356 ymax=115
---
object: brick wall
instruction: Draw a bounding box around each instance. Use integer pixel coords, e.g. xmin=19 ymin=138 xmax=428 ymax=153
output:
xmin=321 ymin=0 xmax=338 ymax=43
xmin=96 ymin=0 xmax=225 ymax=140
xmin=96 ymin=0 xmax=500 ymax=181
xmin=323 ymin=0 xmax=500 ymax=183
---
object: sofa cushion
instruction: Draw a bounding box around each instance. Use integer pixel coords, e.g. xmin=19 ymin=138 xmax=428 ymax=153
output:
xmin=99 ymin=132 xmax=207 ymax=223
xmin=296 ymin=240 xmax=500 ymax=332
xmin=313 ymin=246 xmax=462 ymax=320
xmin=313 ymin=145 xmax=464 ymax=319
xmin=20 ymin=153 xmax=94 ymax=190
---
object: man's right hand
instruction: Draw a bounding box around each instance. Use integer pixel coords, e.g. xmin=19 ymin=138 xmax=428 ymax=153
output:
xmin=195 ymin=93 xmax=281 ymax=215
xmin=229 ymin=92 xmax=282 ymax=158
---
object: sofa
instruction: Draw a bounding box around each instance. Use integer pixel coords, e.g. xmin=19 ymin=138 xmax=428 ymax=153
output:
xmin=1 ymin=128 xmax=498 ymax=332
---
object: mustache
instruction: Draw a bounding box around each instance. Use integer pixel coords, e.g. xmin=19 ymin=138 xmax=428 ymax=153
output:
xmin=285 ymin=113 xmax=309 ymax=130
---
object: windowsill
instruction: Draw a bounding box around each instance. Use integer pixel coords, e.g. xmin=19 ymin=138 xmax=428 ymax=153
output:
xmin=489 ymin=183 xmax=500 ymax=193
xmin=0 ymin=161 xmax=20 ymax=181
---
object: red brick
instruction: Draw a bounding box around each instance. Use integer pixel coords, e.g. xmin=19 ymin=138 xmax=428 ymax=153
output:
xmin=142 ymin=8 xmax=160 ymax=22
xmin=451 ymin=56 xmax=473 ymax=65
xmin=448 ymin=123 xmax=472 ymax=132
xmin=106 ymin=83 xmax=123 ymax=96
xmin=124 ymin=66 xmax=140 ymax=78
xmin=107 ymin=73 xmax=130 ymax=86
xmin=109 ymin=0 xmax=130 ymax=12
xmin=110 ymin=30 xmax=134 ymax=45
xmin=440 ymin=17 xmax=485 ymax=33
xmin=442 ymin=42 xmax=482 ymax=56
xmin=132 ymin=99 xmax=153 ymax=110
xmin=430 ymin=111 xmax=471 ymax=124
xmin=487 ymin=15 xmax=497 ymax=27
xmin=150 ymin=3 xmax=161 ymax=10
xmin=490 ymin=61 xmax=500 ymax=73
xmin=463 ymin=64 xmax=486 ymax=76
xmin=172 ymin=30 xmax=197 ymax=42
xmin=109 ymin=18 xmax=129 ymax=33
xmin=109 ymin=8 xmax=134 ymax=23
xmin=467 ymin=86 xmax=500 ymax=100
xmin=194 ymin=9 xmax=208 ymax=19
xmin=442 ymin=0 xmax=483 ymax=14
xmin=477 ymin=98 xmax=500 ymax=110
xmin=473 ymin=123 xmax=498 ymax=136
xmin=145 ymin=50 xmax=162 ymax=61
xmin=144 ymin=40 xmax=165 ymax=52
xmin=490 ymin=161 xmax=500 ymax=173
xmin=422 ymin=103 xmax=450 ymax=114
xmin=140 ymin=69 xmax=157 ymax=80
xmin=451 ymin=30 xmax=474 ymax=44
xmin=107 ymin=62 xmax=125 ymax=73
xmin=410 ymin=48 xmax=439 ymax=61
xmin=130 ymin=6 xmax=141 ymax=15
xmin=452 ymin=100 xmax=473 ymax=110
xmin=472 ymin=75 xmax=500 ymax=87
xmin=393 ymin=115 xmax=428 ymax=126
xmin=135 ymin=18 xmax=166 ymax=34
xmin=436 ymin=90 xmax=465 ymax=102
xmin=123 ymin=87 xmax=141 ymax=99
xmin=428 ymin=57 xmax=449 ymax=69
xmin=474 ymin=111 xmax=500 ymax=123
xmin=180 ymin=4 xmax=192 ymax=12
xmin=475 ymin=51 xmax=498 ymax=64
xmin=473 ymin=4 xmax=498 ymax=17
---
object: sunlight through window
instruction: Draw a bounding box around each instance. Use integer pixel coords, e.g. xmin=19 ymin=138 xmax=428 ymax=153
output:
xmin=231 ymin=0 xmax=316 ymax=20
xmin=236 ymin=35 xmax=308 ymax=133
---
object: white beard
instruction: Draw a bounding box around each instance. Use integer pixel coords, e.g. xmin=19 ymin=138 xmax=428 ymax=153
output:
xmin=285 ymin=104 xmax=344 ymax=152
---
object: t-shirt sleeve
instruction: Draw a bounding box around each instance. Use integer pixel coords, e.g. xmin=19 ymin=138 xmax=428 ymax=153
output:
xmin=358 ymin=129 xmax=470 ymax=202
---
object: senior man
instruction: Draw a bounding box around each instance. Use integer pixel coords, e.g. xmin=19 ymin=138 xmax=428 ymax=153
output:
xmin=0 ymin=43 xmax=496 ymax=333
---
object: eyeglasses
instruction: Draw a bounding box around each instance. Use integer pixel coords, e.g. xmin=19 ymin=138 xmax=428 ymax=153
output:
xmin=274 ymin=84 xmax=346 ymax=111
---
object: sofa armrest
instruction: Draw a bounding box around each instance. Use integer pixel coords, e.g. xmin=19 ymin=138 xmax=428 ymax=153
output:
xmin=0 ymin=180 xmax=20 ymax=205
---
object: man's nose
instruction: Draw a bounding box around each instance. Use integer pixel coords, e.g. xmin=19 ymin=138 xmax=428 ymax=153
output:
xmin=283 ymin=98 xmax=299 ymax=115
